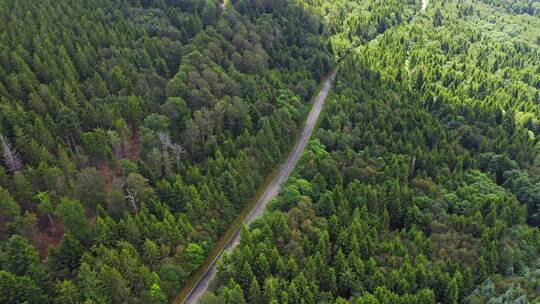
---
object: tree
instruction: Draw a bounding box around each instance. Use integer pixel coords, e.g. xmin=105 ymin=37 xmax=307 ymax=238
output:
xmin=95 ymin=216 xmax=115 ymax=247
xmin=81 ymin=128 xmax=112 ymax=159
xmin=126 ymin=172 xmax=155 ymax=208
xmin=0 ymin=186 xmax=19 ymax=230
xmin=47 ymin=234 xmax=86 ymax=279
xmin=161 ymin=97 xmax=190 ymax=133
xmin=120 ymin=159 xmax=139 ymax=177
xmin=3 ymin=234 xmax=40 ymax=276
xmin=0 ymin=134 xmax=23 ymax=173
xmin=144 ymin=114 xmax=170 ymax=132
xmin=56 ymin=198 xmax=91 ymax=242
xmin=74 ymin=167 xmax=106 ymax=211
xmin=201 ymin=0 xmax=218 ymax=26
xmin=36 ymin=192 xmax=58 ymax=235
xmin=158 ymin=262 xmax=188 ymax=297
xmin=186 ymin=243 xmax=205 ymax=272
xmin=142 ymin=239 xmax=161 ymax=268
xmin=89 ymin=72 xmax=108 ymax=98
xmin=99 ymin=264 xmax=130 ymax=303
xmin=146 ymin=283 xmax=168 ymax=304
xmin=503 ymin=170 xmax=540 ymax=225
xmin=222 ymin=279 xmax=247 ymax=304
xmin=107 ymin=185 xmax=126 ymax=219
xmin=434 ymin=8 xmax=443 ymax=26
xmin=445 ymin=277 xmax=459 ymax=304
xmin=0 ymin=271 xmax=46 ymax=304
xmin=57 ymin=280 xmax=80 ymax=304
xmin=248 ymin=277 xmax=262 ymax=304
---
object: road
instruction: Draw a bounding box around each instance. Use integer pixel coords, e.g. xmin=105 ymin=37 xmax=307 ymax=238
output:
xmin=178 ymin=70 xmax=337 ymax=304
xmin=177 ymin=1 xmax=428 ymax=302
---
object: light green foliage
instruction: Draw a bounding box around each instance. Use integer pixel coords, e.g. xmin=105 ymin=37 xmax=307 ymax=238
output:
xmin=0 ymin=0 xmax=538 ymax=303
xmin=0 ymin=270 xmax=46 ymax=303
xmin=186 ymin=242 xmax=206 ymax=272
xmin=211 ymin=0 xmax=540 ymax=303
xmin=57 ymin=280 xmax=80 ymax=304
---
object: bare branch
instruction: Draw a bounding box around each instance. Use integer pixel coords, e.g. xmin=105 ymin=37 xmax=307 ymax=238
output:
xmin=125 ymin=189 xmax=138 ymax=213
xmin=0 ymin=134 xmax=23 ymax=173
xmin=156 ymin=131 xmax=171 ymax=150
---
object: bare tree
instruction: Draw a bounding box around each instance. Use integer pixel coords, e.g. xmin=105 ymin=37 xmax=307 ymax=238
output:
xmin=156 ymin=131 xmax=185 ymax=169
xmin=107 ymin=130 xmax=122 ymax=158
xmin=0 ymin=134 xmax=23 ymax=173
xmin=125 ymin=189 xmax=138 ymax=213
xmin=169 ymin=142 xmax=185 ymax=169
xmin=157 ymin=131 xmax=171 ymax=150
xmin=162 ymin=149 xmax=172 ymax=174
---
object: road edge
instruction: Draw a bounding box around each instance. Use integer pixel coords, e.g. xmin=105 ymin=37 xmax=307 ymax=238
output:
xmin=171 ymin=67 xmax=338 ymax=304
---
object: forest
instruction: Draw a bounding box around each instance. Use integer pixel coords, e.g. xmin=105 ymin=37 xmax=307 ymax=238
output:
xmin=204 ymin=0 xmax=540 ymax=303
xmin=0 ymin=0 xmax=539 ymax=303
xmin=0 ymin=0 xmax=336 ymax=302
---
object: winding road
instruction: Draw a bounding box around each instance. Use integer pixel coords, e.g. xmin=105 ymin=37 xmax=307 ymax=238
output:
xmin=175 ymin=70 xmax=337 ymax=304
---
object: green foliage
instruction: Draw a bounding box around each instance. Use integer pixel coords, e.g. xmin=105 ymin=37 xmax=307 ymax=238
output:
xmin=2 ymin=234 xmax=40 ymax=276
xmin=57 ymin=280 xmax=80 ymax=304
xmin=56 ymin=198 xmax=91 ymax=242
xmin=1 ymin=0 xmax=538 ymax=303
xmin=0 ymin=186 xmax=19 ymax=232
xmin=0 ymin=1 xmax=335 ymax=300
xmin=0 ymin=235 xmax=48 ymax=303
xmin=210 ymin=0 xmax=540 ymax=303
xmin=0 ymin=270 xmax=46 ymax=304
xmin=186 ymin=242 xmax=206 ymax=272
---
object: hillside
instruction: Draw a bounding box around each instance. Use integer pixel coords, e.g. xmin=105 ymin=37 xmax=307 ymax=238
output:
xmin=206 ymin=0 xmax=540 ymax=303
xmin=0 ymin=0 xmax=333 ymax=302
xmin=0 ymin=0 xmax=539 ymax=303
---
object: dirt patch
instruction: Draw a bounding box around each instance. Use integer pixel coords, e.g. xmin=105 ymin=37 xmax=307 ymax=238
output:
xmin=116 ymin=126 xmax=140 ymax=161
xmin=36 ymin=215 xmax=64 ymax=259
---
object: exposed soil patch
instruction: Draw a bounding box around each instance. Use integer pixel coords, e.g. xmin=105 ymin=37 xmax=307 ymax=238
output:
xmin=117 ymin=126 xmax=140 ymax=161
xmin=36 ymin=127 xmax=140 ymax=259
xmin=36 ymin=215 xmax=63 ymax=259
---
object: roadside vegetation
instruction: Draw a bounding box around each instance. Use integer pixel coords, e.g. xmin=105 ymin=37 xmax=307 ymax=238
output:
xmin=206 ymin=0 xmax=540 ymax=303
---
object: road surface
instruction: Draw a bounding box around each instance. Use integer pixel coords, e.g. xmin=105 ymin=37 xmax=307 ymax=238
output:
xmin=422 ymin=0 xmax=428 ymax=10
xmin=179 ymin=70 xmax=337 ymax=304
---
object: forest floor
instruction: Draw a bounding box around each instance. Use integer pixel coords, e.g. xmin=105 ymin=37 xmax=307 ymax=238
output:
xmin=36 ymin=217 xmax=63 ymax=258
xmin=37 ymin=127 xmax=142 ymax=258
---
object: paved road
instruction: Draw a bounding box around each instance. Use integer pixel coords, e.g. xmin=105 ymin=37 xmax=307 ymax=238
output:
xmin=179 ymin=1 xmax=430 ymax=302
xmin=180 ymin=70 xmax=337 ymax=304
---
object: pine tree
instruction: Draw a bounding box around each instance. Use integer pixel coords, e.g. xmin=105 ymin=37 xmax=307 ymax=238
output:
xmin=444 ymin=277 xmax=459 ymax=304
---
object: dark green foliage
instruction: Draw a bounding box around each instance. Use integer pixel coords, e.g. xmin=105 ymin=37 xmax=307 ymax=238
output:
xmin=0 ymin=271 xmax=47 ymax=304
xmin=0 ymin=236 xmax=48 ymax=303
xmin=1 ymin=0 xmax=539 ymax=303
xmin=0 ymin=0 xmax=333 ymax=302
xmin=210 ymin=0 xmax=540 ymax=302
